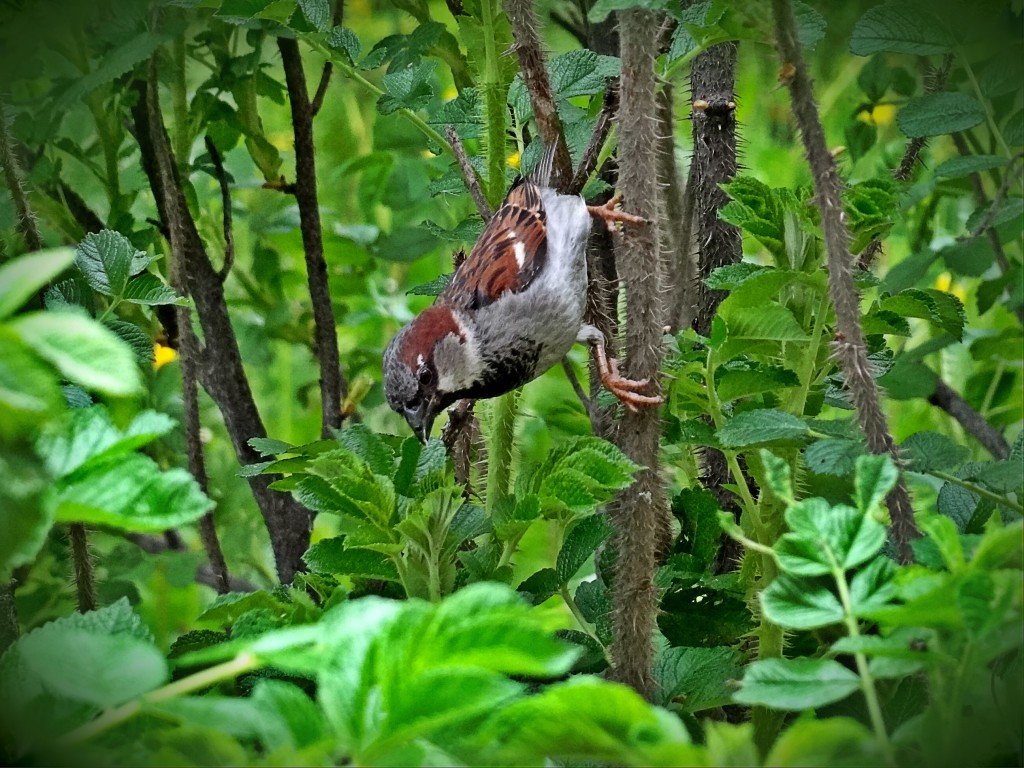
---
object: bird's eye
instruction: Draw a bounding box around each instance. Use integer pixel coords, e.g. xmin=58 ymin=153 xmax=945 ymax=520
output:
xmin=417 ymin=366 xmax=436 ymax=387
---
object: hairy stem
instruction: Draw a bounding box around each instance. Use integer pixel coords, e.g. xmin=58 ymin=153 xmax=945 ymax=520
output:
xmin=771 ymin=0 xmax=918 ymax=561
xmin=0 ymin=97 xmax=44 ymax=252
xmin=278 ymin=35 xmax=348 ymax=436
xmin=607 ymin=8 xmax=668 ymax=700
xmin=485 ymin=390 xmax=520 ymax=513
xmin=69 ymin=524 xmax=97 ymax=612
xmin=480 ymin=0 xmax=510 ymax=205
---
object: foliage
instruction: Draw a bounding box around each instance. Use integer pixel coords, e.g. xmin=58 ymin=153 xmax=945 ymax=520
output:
xmin=0 ymin=0 xmax=1021 ymax=766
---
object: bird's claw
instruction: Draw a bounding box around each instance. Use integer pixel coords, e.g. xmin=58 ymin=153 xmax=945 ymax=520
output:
xmin=586 ymin=194 xmax=648 ymax=233
xmin=592 ymin=341 xmax=663 ymax=412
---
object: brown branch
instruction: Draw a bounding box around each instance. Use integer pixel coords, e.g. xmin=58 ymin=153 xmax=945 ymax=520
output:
xmin=441 ymin=399 xmax=479 ymax=495
xmin=68 ymin=524 xmax=97 ymax=612
xmin=929 ymin=378 xmax=1010 ymax=460
xmin=278 ymin=35 xmax=348 ymax=436
xmin=0 ymin=579 xmax=18 ymax=654
xmin=502 ymin=0 xmax=573 ymax=190
xmin=772 ymin=0 xmax=918 ymax=561
xmin=690 ymin=42 xmax=741 ymax=337
xmin=444 ymin=126 xmax=492 ymax=220
xmin=53 ymin=181 xmax=105 ymax=235
xmin=204 ymin=136 xmax=235 ymax=283
xmin=132 ymin=64 xmax=311 ymax=583
xmin=568 ymin=83 xmax=619 ymax=196
xmin=859 ymin=55 xmax=953 ymax=269
xmin=607 ymin=8 xmax=669 ymax=700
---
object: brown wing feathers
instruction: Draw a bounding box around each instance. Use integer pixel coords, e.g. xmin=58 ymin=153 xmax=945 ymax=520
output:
xmin=441 ymin=181 xmax=548 ymax=311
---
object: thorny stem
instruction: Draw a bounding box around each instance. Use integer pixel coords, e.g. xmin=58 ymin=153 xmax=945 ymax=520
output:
xmin=833 ymin=561 xmax=895 ymax=766
xmin=59 ymin=653 xmax=260 ymax=746
xmin=0 ymin=97 xmax=44 ymax=252
xmin=485 ymin=390 xmax=521 ymax=513
xmin=771 ymin=0 xmax=918 ymax=562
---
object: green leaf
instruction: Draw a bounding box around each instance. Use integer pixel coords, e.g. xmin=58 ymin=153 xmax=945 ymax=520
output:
xmin=198 ymin=591 xmax=291 ymax=626
xmin=52 ymin=454 xmax=214 ymax=533
xmin=940 ymin=237 xmax=994 ymax=277
xmin=9 ymin=311 xmax=142 ymax=396
xmin=303 ymin=536 xmax=401 ymax=582
xmin=16 ymin=625 xmax=167 ymax=708
xmin=900 ymin=431 xmax=970 ymax=474
xmin=793 ymin=1 xmax=827 ymax=48
xmin=849 ymin=557 xmax=897 ymax=613
xmin=734 ymin=658 xmax=859 ymax=710
xmin=934 ymin=154 xmax=1007 ymax=179
xmin=715 ymin=362 xmax=800 ymax=402
xmin=121 ymin=273 xmax=185 ymax=306
xmin=785 ymin=498 xmax=887 ymax=570
xmin=104 ymin=320 xmax=154 ymax=364
xmin=764 ymin=717 xmax=877 ymax=765
xmin=0 ymin=248 xmax=75 ymax=320
xmin=407 ymin=272 xmax=453 ymax=296
xmin=718 ymin=178 xmax=787 ymax=258
xmin=806 ymin=438 xmax=865 ymax=476
xmin=653 ymin=645 xmax=740 ymax=712
xmin=761 ymin=574 xmax=844 ymax=629
xmin=378 ymin=61 xmax=435 ymax=115
xmin=556 ymin=515 xmax=613 ymax=584
xmin=0 ymin=450 xmax=53 ymax=579
xmin=75 ymin=230 xmax=151 ymax=299
xmin=854 ymin=454 xmax=898 ymax=514
xmin=897 ymin=93 xmax=986 ymax=138
xmin=850 ymin=1 xmax=951 ymax=56
xmin=248 ymin=437 xmax=293 ymax=456
xmin=759 ymin=449 xmax=794 ymax=503
xmin=0 ymin=329 xmax=63 ymax=435
xmin=717 ymin=409 xmax=809 ymax=448
xmin=586 ymin=0 xmax=671 ymax=23
xmin=326 ymin=26 xmax=361 ymax=64
xmin=429 ymin=87 xmax=481 ymax=139
xmin=297 ymin=0 xmax=331 ymax=30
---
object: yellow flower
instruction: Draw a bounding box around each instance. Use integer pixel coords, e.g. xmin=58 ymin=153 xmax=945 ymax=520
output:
xmin=153 ymin=343 xmax=178 ymax=371
xmin=857 ymin=103 xmax=897 ymax=126
xmin=442 ymin=84 xmax=458 ymax=101
xmin=507 ymin=151 xmax=521 ymax=170
xmin=934 ymin=272 xmax=966 ymax=302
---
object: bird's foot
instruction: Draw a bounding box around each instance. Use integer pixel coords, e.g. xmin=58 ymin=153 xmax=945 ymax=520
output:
xmin=591 ymin=337 xmax=663 ymax=412
xmin=586 ymin=194 xmax=648 ymax=233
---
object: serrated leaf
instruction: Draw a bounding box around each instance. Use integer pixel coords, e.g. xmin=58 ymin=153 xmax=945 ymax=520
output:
xmin=122 ymin=273 xmax=185 ymax=306
xmin=759 ymin=449 xmax=794 ymax=503
xmin=75 ymin=230 xmax=151 ymax=299
xmin=934 ymin=154 xmax=1007 ymax=179
xmin=378 ymin=61 xmax=435 ymax=116
xmin=717 ymin=409 xmax=809 ymax=448
xmin=326 ymin=26 xmax=361 ymax=64
xmin=304 ymin=536 xmax=400 ymax=581
xmin=0 ymin=248 xmax=75 ymax=320
xmin=104 ymin=319 xmax=154 ymax=364
xmin=898 ymin=93 xmax=986 ymax=138
xmin=10 ymin=311 xmax=141 ymax=396
xmin=793 ymin=1 xmax=827 ymax=48
xmin=735 ymin=658 xmax=859 ymax=710
xmin=407 ymin=273 xmax=453 ymax=296
xmin=850 ymin=1 xmax=951 ymax=56
xmin=715 ymin=362 xmax=800 ymax=402
xmin=428 ymin=87 xmax=481 ymax=139
xmin=653 ymin=645 xmax=740 ymax=712
xmin=854 ymin=454 xmax=898 ymax=514
xmin=556 ymin=515 xmax=613 ymax=584
xmin=248 ymin=437 xmax=293 ymax=456
xmin=900 ymin=431 xmax=970 ymax=474
xmin=297 ymin=0 xmax=330 ymax=30
xmin=761 ymin=573 xmax=844 ymax=629
xmin=783 ymin=498 xmax=887 ymax=571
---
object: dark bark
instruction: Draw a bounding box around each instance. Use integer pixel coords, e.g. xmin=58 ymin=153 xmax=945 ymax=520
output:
xmin=445 ymin=126 xmax=492 ymax=220
xmin=54 ymin=181 xmax=105 ymax=235
xmin=131 ymin=69 xmax=311 ymax=583
xmin=690 ymin=42 xmax=741 ymax=338
xmin=772 ymin=0 xmax=918 ymax=561
xmin=502 ymin=0 xmax=573 ymax=189
xmin=929 ymin=379 xmax=1010 ymax=460
xmin=607 ymin=8 xmax=668 ymax=699
xmin=584 ymin=225 xmax=620 ymax=441
xmin=278 ymin=36 xmax=348 ymax=437
xmin=204 ymin=137 xmax=235 ymax=282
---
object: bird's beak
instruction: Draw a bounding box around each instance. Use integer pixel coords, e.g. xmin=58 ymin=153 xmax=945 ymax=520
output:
xmin=403 ymin=400 xmax=438 ymax=444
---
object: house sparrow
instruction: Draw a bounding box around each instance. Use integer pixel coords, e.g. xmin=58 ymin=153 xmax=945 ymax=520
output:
xmin=383 ymin=148 xmax=662 ymax=442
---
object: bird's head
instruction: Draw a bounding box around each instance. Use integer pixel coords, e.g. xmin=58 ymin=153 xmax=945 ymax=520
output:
xmin=383 ymin=305 xmax=475 ymax=442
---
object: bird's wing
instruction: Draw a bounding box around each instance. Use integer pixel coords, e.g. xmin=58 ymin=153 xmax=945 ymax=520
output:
xmin=441 ymin=181 xmax=548 ymax=311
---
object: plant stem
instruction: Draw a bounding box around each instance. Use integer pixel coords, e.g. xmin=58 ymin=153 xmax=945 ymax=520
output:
xmin=833 ymin=565 xmax=895 ymax=766
xmin=560 ymin=584 xmax=613 ymax=665
xmin=480 ymin=0 xmax=509 ymax=204
xmin=960 ymin=54 xmax=1012 ymax=159
xmin=59 ymin=653 xmax=259 ymax=746
xmin=930 ymin=470 xmax=1023 ymax=514
xmin=792 ymin=291 xmax=830 ymax=416
xmin=485 ymin=390 xmax=520 ymax=513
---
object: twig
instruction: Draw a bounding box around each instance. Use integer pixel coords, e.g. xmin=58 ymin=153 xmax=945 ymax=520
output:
xmin=968 ymin=151 xmax=1024 ymax=239
xmin=859 ymin=55 xmax=953 ymax=269
xmin=444 ymin=126 xmax=492 ymax=220
xmin=69 ymin=524 xmax=97 ymax=612
xmin=0 ymin=579 xmax=18 ymax=654
xmin=561 ymin=357 xmax=594 ymax=420
xmin=309 ymin=0 xmax=344 ymax=117
xmin=278 ymin=35 xmax=349 ymax=436
xmin=607 ymin=8 xmax=669 ymax=701
xmin=502 ymin=0 xmax=573 ymax=190
xmin=568 ymin=83 xmax=619 ymax=195
xmin=204 ymin=137 xmax=235 ymax=283
xmin=928 ymin=378 xmax=1010 ymax=460
xmin=772 ymin=0 xmax=918 ymax=561
xmin=441 ymin=399 xmax=478 ymax=495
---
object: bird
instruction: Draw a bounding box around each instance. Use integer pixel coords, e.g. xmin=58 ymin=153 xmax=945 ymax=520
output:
xmin=383 ymin=145 xmax=663 ymax=442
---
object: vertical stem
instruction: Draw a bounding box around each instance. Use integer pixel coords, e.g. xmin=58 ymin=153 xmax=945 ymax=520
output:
xmin=0 ymin=578 xmax=20 ymax=654
xmin=278 ymin=36 xmax=347 ymax=437
xmin=834 ymin=565 xmax=896 ymax=766
xmin=479 ymin=0 xmax=508 ymax=206
xmin=0 ymin=98 xmax=44 ymax=252
xmin=771 ymin=0 xmax=918 ymax=561
xmin=69 ymin=524 xmax=97 ymax=612
xmin=607 ymin=8 xmax=667 ymax=700
xmin=485 ymin=390 xmax=520 ymax=513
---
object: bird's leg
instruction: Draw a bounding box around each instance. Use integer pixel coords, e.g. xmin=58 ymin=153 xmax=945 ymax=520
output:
xmin=577 ymin=325 xmax=664 ymax=411
xmin=586 ymin=194 xmax=647 ymax=232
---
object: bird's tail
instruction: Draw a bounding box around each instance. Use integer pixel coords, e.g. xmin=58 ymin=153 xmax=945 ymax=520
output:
xmin=529 ymin=141 xmax=558 ymax=188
